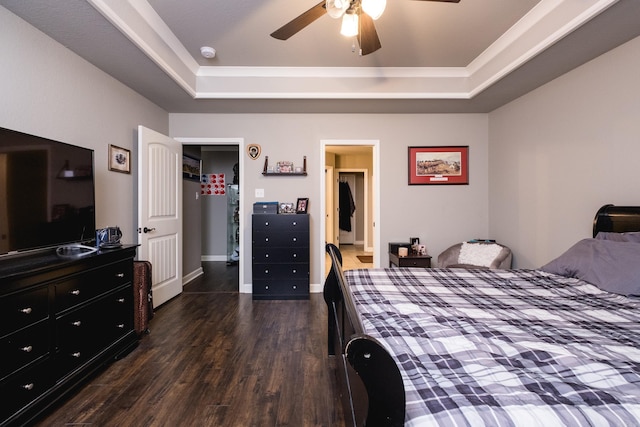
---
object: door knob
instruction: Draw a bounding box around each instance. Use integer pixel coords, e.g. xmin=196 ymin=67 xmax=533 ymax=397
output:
xmin=143 ymin=227 xmax=156 ymax=233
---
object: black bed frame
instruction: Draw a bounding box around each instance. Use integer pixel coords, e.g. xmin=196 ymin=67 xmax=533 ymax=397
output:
xmin=324 ymin=204 xmax=640 ymax=427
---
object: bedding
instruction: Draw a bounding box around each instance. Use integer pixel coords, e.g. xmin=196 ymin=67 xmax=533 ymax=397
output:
xmin=541 ymin=238 xmax=640 ymax=296
xmin=344 ymin=267 xmax=640 ymax=427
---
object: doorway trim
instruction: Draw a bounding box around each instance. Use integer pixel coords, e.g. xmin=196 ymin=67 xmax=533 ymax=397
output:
xmin=178 ymin=137 xmax=245 ymax=292
xmin=320 ymin=140 xmax=380 ymax=274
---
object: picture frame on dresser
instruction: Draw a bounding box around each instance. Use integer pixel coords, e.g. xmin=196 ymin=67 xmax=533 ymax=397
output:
xmin=408 ymin=146 xmax=468 ymax=185
xmin=296 ymin=198 xmax=309 ymax=214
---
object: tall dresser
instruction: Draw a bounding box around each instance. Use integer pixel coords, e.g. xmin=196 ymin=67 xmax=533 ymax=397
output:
xmin=0 ymin=245 xmax=139 ymax=426
xmin=252 ymin=214 xmax=309 ymax=300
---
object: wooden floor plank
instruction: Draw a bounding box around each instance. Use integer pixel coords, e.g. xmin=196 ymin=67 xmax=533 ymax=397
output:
xmin=33 ymin=262 xmax=345 ymax=426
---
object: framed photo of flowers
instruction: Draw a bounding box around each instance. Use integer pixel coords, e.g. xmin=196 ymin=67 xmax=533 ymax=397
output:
xmin=408 ymin=146 xmax=469 ymax=185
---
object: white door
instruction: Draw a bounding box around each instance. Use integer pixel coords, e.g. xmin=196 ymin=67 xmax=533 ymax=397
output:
xmin=137 ymin=126 xmax=182 ymax=308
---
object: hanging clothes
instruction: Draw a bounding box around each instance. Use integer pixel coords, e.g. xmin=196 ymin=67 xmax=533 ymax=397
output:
xmin=339 ymin=180 xmax=356 ymax=232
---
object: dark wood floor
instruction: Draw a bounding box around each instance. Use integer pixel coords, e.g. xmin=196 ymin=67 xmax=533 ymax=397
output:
xmin=34 ymin=262 xmax=346 ymax=426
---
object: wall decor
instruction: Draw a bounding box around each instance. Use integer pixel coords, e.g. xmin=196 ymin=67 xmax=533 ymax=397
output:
xmin=408 ymin=146 xmax=468 ymax=185
xmin=247 ymin=144 xmax=261 ymax=160
xmin=182 ymin=154 xmax=201 ymax=181
xmin=200 ymin=173 xmax=226 ymax=195
xmin=108 ymin=144 xmax=130 ymax=174
xmin=279 ymin=202 xmax=295 ymax=214
xmin=296 ymin=197 xmax=309 ymax=214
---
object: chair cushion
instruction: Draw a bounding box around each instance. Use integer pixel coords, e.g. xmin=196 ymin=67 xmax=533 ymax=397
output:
xmin=458 ymin=242 xmax=504 ymax=268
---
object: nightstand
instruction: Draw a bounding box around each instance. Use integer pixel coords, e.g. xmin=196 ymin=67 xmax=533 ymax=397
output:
xmin=388 ymin=252 xmax=432 ymax=268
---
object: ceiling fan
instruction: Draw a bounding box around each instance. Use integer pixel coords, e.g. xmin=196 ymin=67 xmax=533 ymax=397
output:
xmin=270 ymin=0 xmax=460 ymax=56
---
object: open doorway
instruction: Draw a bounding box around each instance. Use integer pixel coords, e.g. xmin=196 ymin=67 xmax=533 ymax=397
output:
xmin=179 ymin=138 xmax=244 ymax=293
xmin=321 ymin=140 xmax=380 ymax=275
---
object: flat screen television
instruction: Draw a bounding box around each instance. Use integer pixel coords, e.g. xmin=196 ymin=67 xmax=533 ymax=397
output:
xmin=0 ymin=126 xmax=96 ymax=257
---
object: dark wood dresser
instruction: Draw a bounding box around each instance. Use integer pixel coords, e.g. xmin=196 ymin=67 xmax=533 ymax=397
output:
xmin=252 ymin=214 xmax=309 ymax=300
xmin=0 ymin=245 xmax=138 ymax=426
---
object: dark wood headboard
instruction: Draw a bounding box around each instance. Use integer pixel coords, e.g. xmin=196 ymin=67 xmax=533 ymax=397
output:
xmin=593 ymin=204 xmax=640 ymax=237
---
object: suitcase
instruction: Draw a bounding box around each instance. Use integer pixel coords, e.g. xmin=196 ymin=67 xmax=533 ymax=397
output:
xmin=133 ymin=260 xmax=153 ymax=336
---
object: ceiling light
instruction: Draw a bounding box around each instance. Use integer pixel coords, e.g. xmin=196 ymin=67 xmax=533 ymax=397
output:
xmin=340 ymin=12 xmax=359 ymax=37
xmin=362 ymin=0 xmax=386 ymax=20
xmin=326 ymin=0 xmax=350 ymax=19
xmin=200 ymin=46 xmax=216 ymax=59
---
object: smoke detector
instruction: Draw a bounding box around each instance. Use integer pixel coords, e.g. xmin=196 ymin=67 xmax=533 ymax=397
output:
xmin=200 ymin=46 xmax=216 ymax=59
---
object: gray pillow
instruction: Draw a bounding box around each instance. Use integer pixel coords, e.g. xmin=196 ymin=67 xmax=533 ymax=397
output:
xmin=595 ymin=231 xmax=640 ymax=243
xmin=541 ymin=238 xmax=640 ymax=296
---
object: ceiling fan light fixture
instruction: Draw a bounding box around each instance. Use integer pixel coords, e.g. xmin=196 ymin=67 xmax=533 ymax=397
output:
xmin=326 ymin=0 xmax=349 ymax=19
xmin=362 ymin=0 xmax=386 ymax=20
xmin=340 ymin=12 xmax=359 ymax=37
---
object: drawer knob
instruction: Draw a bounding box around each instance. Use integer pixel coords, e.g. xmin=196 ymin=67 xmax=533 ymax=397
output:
xmin=21 ymin=345 xmax=33 ymax=353
xmin=265 ymin=237 xmax=269 ymax=242
xmin=293 ymin=285 xmax=297 ymax=289
xmin=72 ymin=320 xmax=82 ymax=327
xmin=116 ymin=273 xmax=125 ymax=278
xmin=292 ymin=269 xmax=297 ymax=273
xmin=117 ymin=323 xmax=125 ymax=329
xmin=293 ymin=221 xmax=297 ymax=226
xmin=72 ymin=352 xmax=81 ymax=358
xmin=71 ymin=289 xmax=80 ymax=296
xmin=117 ymin=298 xmax=126 ymax=303
xmin=264 ymin=269 xmax=269 ymax=274
xmin=292 ymin=237 xmax=297 ymax=242
xmin=265 ymin=254 xmax=269 ymax=258
xmin=293 ymin=253 xmax=297 ymax=258
xmin=20 ymin=307 xmax=33 ymax=315
xmin=265 ymin=221 xmax=269 ymax=226
xmin=22 ymin=383 xmax=35 ymax=391
xmin=265 ymin=285 xmax=269 ymax=290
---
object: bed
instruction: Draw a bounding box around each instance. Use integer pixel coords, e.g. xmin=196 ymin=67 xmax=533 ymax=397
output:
xmin=323 ymin=204 xmax=640 ymax=426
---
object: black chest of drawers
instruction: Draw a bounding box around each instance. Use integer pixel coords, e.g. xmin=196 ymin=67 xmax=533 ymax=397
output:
xmin=252 ymin=214 xmax=309 ymax=300
xmin=0 ymin=245 xmax=138 ymax=426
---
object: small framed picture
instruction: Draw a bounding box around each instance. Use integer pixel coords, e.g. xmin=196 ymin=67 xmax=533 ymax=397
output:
xmin=296 ymin=198 xmax=309 ymax=214
xmin=182 ymin=154 xmax=201 ymax=181
xmin=109 ymin=144 xmax=131 ymax=174
xmin=279 ymin=202 xmax=294 ymax=214
xmin=410 ymin=237 xmax=420 ymax=246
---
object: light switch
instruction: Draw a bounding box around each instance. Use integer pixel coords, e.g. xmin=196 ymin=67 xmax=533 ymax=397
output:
xmin=255 ymin=188 xmax=265 ymax=198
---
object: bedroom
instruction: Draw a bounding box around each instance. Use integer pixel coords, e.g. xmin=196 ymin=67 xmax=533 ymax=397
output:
xmin=1 ymin=0 xmax=640 ymax=424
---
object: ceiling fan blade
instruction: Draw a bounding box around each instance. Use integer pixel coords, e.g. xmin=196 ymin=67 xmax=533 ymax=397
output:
xmin=358 ymin=13 xmax=382 ymax=55
xmin=271 ymin=1 xmax=327 ymax=40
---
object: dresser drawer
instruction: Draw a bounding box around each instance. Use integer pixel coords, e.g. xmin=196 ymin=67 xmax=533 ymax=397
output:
xmin=252 ymin=248 xmax=309 ymax=264
xmin=252 ymin=214 xmax=308 ymax=231
xmin=0 ymin=287 xmax=49 ymax=337
xmin=252 ymin=279 xmax=309 ymax=299
xmin=252 ymin=230 xmax=309 ymax=248
xmin=253 ymin=263 xmax=309 ymax=280
xmin=54 ymin=260 xmax=132 ymax=314
xmin=0 ymin=358 xmax=54 ymax=421
xmin=0 ymin=321 xmax=49 ymax=380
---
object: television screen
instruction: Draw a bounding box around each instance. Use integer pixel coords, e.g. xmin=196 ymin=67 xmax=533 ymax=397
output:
xmin=0 ymin=127 xmax=96 ymax=256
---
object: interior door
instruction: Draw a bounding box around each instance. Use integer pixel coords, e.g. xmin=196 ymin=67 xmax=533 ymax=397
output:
xmin=137 ymin=126 xmax=182 ymax=308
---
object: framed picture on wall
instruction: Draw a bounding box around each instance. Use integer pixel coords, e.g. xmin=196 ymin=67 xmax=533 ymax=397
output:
xmin=108 ymin=145 xmax=131 ymax=174
xmin=182 ymin=154 xmax=201 ymax=181
xmin=408 ymin=146 xmax=469 ymax=185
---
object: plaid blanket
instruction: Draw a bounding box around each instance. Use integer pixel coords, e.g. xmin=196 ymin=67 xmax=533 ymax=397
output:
xmin=344 ymin=267 xmax=640 ymax=426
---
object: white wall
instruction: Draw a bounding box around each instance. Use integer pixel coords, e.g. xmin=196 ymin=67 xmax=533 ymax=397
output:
xmin=489 ymin=35 xmax=640 ymax=268
xmin=169 ymin=113 xmax=489 ymax=290
xmin=0 ymin=7 xmax=168 ymax=243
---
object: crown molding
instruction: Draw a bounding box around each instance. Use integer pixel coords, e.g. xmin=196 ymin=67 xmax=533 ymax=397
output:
xmin=88 ymin=0 xmax=618 ymax=101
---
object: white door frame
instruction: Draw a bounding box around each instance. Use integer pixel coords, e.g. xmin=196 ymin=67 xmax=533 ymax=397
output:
xmin=178 ymin=137 xmax=245 ymax=292
xmin=320 ymin=140 xmax=380 ymax=270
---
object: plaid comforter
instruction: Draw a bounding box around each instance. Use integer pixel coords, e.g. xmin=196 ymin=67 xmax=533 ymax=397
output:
xmin=344 ymin=268 xmax=640 ymax=426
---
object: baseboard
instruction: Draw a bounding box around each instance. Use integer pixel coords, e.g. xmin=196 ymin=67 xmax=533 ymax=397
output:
xmin=183 ymin=267 xmax=204 ymax=286
xmin=201 ymin=255 xmax=227 ymax=262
